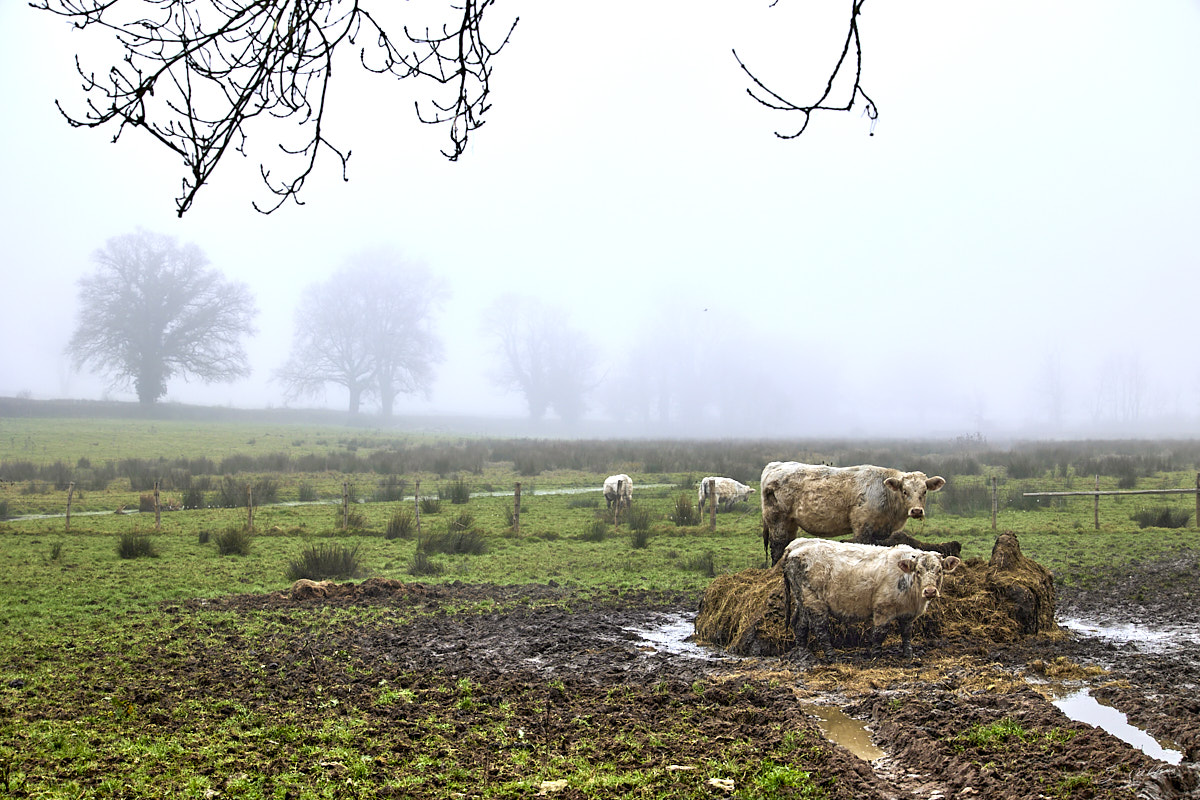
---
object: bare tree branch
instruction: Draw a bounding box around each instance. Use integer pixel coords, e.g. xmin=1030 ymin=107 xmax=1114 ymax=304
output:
xmin=733 ymin=0 xmax=877 ymax=139
xmin=33 ymin=0 xmax=517 ymax=215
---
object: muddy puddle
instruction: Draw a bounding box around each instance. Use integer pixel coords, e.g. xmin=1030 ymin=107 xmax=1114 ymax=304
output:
xmin=625 ymin=611 xmax=728 ymax=661
xmin=800 ymin=702 xmax=886 ymax=761
xmin=1060 ymin=616 xmax=1200 ymax=656
xmin=1052 ymin=688 xmax=1184 ymax=765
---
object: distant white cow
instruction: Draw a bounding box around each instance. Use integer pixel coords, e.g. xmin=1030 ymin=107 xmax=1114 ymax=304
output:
xmin=697 ymin=477 xmax=755 ymax=514
xmin=603 ymin=474 xmax=633 ymax=510
xmin=783 ymin=538 xmax=961 ymax=661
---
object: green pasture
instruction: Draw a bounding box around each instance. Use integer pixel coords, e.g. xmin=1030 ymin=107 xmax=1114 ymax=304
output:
xmin=2 ymin=415 xmax=1200 ymax=798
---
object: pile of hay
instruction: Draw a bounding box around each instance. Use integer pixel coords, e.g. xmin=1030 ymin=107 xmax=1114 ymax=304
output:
xmin=695 ymin=532 xmax=1058 ymax=656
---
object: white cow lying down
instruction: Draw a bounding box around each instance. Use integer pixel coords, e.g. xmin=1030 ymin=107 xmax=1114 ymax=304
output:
xmin=697 ymin=477 xmax=755 ymax=514
xmin=782 ymin=538 xmax=961 ymax=661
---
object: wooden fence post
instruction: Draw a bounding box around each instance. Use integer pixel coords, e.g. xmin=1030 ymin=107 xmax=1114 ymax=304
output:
xmin=66 ymin=481 xmax=74 ymax=533
xmin=1094 ymin=475 xmax=1100 ymax=531
xmin=246 ymin=484 xmax=254 ymax=531
xmin=342 ymin=481 xmax=349 ymax=530
xmin=1195 ymin=472 xmax=1199 ymax=529
xmin=514 ymin=482 xmax=521 ymax=535
xmin=155 ymin=479 xmax=162 ymax=532
xmin=414 ymin=479 xmax=422 ymax=538
xmin=614 ymin=479 xmax=624 ymax=528
xmin=991 ymin=476 xmax=998 ymax=531
xmin=708 ymin=478 xmax=717 ymax=531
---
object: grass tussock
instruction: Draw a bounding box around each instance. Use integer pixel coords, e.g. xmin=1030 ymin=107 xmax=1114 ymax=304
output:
xmin=116 ymin=532 xmax=157 ymax=559
xmin=213 ymin=525 xmax=252 ymax=555
xmin=286 ymin=543 xmax=364 ymax=581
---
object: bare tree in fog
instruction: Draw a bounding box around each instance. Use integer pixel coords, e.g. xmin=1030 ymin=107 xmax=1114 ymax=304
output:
xmin=482 ymin=295 xmax=598 ymax=423
xmin=34 ymin=0 xmax=873 ymax=214
xmin=1094 ymin=354 xmax=1147 ymax=426
xmin=65 ymin=229 xmax=257 ymax=405
xmin=276 ymin=252 xmax=446 ymax=415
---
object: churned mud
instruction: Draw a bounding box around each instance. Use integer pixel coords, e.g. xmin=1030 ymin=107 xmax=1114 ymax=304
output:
xmin=12 ymin=551 xmax=1198 ymax=798
xmin=173 ymin=546 xmax=1197 ymax=800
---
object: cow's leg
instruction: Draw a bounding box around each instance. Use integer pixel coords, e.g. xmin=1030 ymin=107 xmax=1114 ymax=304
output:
xmin=868 ymin=623 xmax=889 ymax=659
xmin=897 ymin=616 xmax=916 ymax=660
xmin=811 ymin=611 xmax=835 ymax=661
xmin=782 ymin=558 xmax=807 ymax=662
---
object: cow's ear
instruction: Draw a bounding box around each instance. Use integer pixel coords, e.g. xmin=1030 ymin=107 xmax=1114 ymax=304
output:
xmin=926 ymin=476 xmax=947 ymax=492
xmin=884 ymin=477 xmax=903 ymax=492
xmin=898 ymin=557 xmax=916 ymax=573
xmin=942 ymin=555 xmax=962 ymax=572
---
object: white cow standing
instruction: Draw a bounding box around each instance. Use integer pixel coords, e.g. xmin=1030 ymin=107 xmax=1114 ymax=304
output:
xmin=603 ymin=474 xmax=633 ymax=510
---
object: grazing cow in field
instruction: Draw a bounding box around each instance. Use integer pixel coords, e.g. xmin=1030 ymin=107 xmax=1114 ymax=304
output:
xmin=760 ymin=462 xmax=948 ymax=565
xmin=697 ymin=477 xmax=755 ymax=514
xmin=782 ymin=538 xmax=961 ymax=661
xmin=603 ymin=474 xmax=633 ymax=510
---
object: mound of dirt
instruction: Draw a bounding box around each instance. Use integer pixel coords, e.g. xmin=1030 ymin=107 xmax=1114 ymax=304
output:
xmin=695 ymin=533 xmax=1058 ymax=657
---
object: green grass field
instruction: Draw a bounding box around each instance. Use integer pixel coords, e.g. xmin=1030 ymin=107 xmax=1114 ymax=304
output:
xmin=2 ymin=414 xmax=1199 ymax=798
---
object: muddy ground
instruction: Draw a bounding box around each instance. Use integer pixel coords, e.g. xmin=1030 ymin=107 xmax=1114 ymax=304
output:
xmin=162 ymin=551 xmax=1198 ymax=800
xmin=20 ymin=554 xmax=1199 ymax=799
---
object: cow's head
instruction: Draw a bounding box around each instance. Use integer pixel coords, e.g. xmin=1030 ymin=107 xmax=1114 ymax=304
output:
xmin=884 ymin=472 xmax=946 ymax=520
xmin=898 ymin=550 xmax=961 ymax=602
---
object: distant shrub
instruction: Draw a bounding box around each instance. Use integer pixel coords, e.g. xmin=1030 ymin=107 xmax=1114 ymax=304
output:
xmin=579 ymin=520 xmax=607 ymax=542
xmin=138 ymin=493 xmax=157 ymax=513
xmin=116 ymin=533 xmax=157 ymax=559
xmin=419 ymin=497 xmax=442 ymax=515
xmin=0 ymin=500 xmax=9 ymax=520
xmin=671 ymin=494 xmax=699 ymax=527
xmin=1131 ymin=507 xmax=1192 ymax=529
xmin=373 ymin=476 xmax=407 ymax=503
xmin=677 ymin=474 xmax=696 ymax=490
xmin=198 ymin=530 xmax=211 ymax=544
xmin=386 ymin=508 xmax=416 ymax=540
xmin=443 ymin=478 xmax=471 ymax=505
xmin=181 ymin=488 xmax=205 ymax=510
xmin=286 ymin=543 xmax=364 ymax=581
xmin=212 ymin=526 xmax=252 ymax=555
xmin=931 ymin=483 xmax=991 ymax=516
xmin=408 ymin=550 xmax=444 ymax=577
xmin=297 ymin=482 xmax=318 ymax=502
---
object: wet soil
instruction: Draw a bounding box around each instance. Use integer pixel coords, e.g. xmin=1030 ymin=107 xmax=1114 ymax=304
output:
xmin=17 ymin=557 xmax=1200 ymax=799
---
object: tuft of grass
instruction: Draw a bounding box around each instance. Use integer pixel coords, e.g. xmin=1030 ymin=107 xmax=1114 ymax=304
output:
xmin=670 ymin=493 xmax=699 ymax=526
xmin=627 ymin=506 xmax=652 ymax=532
xmin=680 ymin=550 xmax=715 ymax=577
xmin=286 ymin=543 xmax=364 ymax=581
xmin=116 ymin=532 xmax=157 ymax=559
xmin=385 ymin=508 xmax=416 ymax=540
xmin=443 ymin=477 xmax=471 ymax=505
xmin=408 ymin=550 xmax=444 ymax=576
xmin=213 ymin=525 xmax=252 ymax=555
xmin=419 ymin=528 xmax=487 ymax=556
xmin=579 ymin=519 xmax=607 ymax=542
xmin=297 ymin=482 xmax=318 ymax=502
xmin=419 ymin=497 xmax=442 ymax=515
xmin=1131 ymin=506 xmax=1192 ymax=529
xmin=630 ymin=527 xmax=651 ymax=549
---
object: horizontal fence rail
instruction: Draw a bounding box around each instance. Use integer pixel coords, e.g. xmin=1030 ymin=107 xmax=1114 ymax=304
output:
xmin=1021 ymin=473 xmax=1200 ymax=530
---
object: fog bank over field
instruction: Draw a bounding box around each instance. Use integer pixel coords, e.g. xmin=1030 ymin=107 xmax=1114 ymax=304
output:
xmin=2 ymin=3 xmax=1198 ymax=440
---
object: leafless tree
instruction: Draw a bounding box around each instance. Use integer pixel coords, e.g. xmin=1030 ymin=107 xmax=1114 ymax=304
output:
xmin=275 ymin=251 xmax=446 ymax=415
xmin=66 ymin=229 xmax=258 ymax=404
xmin=34 ymin=0 xmax=873 ymax=215
xmin=482 ymin=295 xmax=598 ymax=423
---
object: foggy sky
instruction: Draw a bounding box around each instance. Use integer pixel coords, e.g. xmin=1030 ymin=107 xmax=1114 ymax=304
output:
xmin=2 ymin=2 xmax=1198 ymax=439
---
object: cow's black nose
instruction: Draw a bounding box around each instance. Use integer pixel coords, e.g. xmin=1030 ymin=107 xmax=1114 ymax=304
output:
xmin=910 ymin=508 xmax=924 ymax=518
